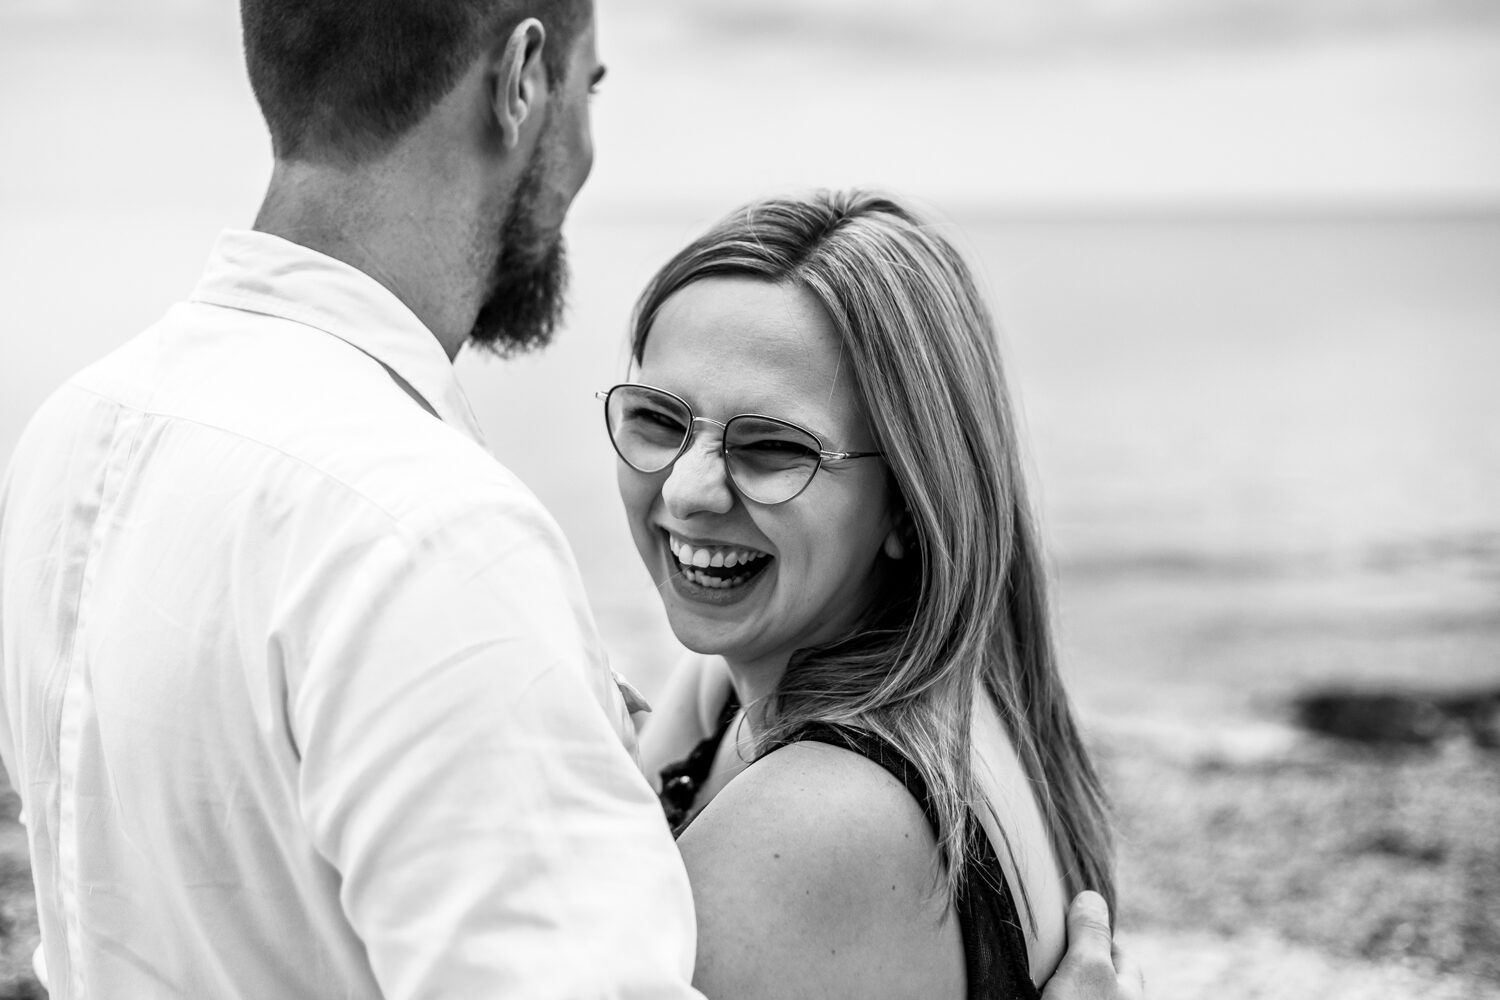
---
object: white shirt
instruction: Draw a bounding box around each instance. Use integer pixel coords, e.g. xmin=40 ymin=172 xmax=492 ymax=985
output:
xmin=0 ymin=231 xmax=700 ymax=999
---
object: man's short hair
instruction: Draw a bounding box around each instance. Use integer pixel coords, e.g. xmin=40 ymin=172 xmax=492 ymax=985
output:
xmin=241 ymin=0 xmax=588 ymax=162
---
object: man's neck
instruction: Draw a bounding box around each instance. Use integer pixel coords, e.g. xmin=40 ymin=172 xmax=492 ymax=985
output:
xmin=253 ymin=160 xmax=491 ymax=362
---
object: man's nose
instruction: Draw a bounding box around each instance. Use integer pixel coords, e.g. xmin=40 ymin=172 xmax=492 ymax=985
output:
xmin=661 ymin=424 xmax=735 ymax=518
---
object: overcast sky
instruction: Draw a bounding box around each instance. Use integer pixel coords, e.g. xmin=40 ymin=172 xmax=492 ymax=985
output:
xmin=3 ymin=0 xmax=1498 ymax=217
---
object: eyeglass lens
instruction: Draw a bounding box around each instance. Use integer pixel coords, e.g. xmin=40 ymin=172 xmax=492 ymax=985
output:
xmin=605 ymin=385 xmax=823 ymax=503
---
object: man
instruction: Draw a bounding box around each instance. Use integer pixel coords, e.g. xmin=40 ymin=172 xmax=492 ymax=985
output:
xmin=0 ymin=1 xmax=1141 ymax=996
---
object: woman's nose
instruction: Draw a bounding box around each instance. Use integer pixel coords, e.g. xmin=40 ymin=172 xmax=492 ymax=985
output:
xmin=661 ymin=429 xmax=735 ymax=518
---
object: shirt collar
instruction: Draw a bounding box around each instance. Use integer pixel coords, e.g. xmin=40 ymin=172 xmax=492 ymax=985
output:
xmin=189 ymin=229 xmax=488 ymax=446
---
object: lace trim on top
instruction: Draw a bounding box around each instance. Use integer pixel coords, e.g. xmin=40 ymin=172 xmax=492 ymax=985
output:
xmin=657 ymin=694 xmax=740 ymax=833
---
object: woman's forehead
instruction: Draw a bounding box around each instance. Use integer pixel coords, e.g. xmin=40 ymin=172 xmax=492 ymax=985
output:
xmin=640 ymin=277 xmax=870 ymax=435
xmin=642 ymin=278 xmax=842 ymax=390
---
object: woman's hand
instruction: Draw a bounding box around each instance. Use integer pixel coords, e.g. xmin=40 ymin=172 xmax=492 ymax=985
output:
xmin=1042 ymin=892 xmax=1145 ymax=1000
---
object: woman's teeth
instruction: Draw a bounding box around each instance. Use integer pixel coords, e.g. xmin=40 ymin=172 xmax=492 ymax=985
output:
xmin=668 ymin=535 xmax=769 ymax=589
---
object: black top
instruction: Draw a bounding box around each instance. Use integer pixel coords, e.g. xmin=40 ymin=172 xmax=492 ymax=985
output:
xmin=657 ymin=704 xmax=1040 ymax=1000
xmin=657 ymin=694 xmax=741 ymax=832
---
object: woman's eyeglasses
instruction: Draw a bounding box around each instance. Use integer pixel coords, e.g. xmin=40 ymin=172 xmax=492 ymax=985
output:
xmin=597 ymin=383 xmax=884 ymax=505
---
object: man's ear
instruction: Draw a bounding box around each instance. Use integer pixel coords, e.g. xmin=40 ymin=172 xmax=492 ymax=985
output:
xmin=493 ymin=18 xmax=548 ymax=151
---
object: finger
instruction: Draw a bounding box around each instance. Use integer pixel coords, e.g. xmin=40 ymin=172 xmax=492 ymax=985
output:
xmin=1112 ymin=941 xmax=1146 ymax=1000
xmin=1065 ymin=890 xmax=1113 ymax=957
xmin=1043 ymin=891 xmax=1117 ymax=999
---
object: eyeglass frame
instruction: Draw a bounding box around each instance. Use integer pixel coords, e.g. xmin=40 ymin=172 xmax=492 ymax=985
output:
xmin=595 ymin=382 xmax=886 ymax=505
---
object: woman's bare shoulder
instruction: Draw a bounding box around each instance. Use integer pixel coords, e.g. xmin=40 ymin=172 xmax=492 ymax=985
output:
xmin=678 ymin=741 xmax=964 ymax=1000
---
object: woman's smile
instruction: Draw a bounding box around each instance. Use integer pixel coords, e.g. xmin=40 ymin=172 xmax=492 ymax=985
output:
xmin=663 ymin=530 xmax=773 ymax=595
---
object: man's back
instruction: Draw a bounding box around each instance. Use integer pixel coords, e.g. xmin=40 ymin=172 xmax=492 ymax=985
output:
xmin=0 ymin=231 xmax=697 ymax=997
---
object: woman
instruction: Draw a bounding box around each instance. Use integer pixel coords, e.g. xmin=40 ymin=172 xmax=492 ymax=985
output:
xmin=604 ymin=191 xmax=1114 ymax=999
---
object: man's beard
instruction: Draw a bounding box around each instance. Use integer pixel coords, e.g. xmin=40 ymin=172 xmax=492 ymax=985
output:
xmin=467 ymin=144 xmax=570 ymax=357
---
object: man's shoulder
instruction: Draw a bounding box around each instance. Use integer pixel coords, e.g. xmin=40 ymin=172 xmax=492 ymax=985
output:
xmin=40 ymin=309 xmax=549 ymax=544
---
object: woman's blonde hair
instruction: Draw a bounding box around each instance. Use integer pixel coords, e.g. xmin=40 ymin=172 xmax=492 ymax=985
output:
xmin=631 ymin=190 xmax=1115 ymax=910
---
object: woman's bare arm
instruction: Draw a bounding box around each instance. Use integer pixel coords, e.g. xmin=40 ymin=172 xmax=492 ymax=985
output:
xmin=678 ymin=742 xmax=966 ymax=1000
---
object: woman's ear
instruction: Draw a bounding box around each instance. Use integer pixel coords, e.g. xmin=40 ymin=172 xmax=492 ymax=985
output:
xmin=882 ymin=529 xmax=906 ymax=560
xmin=882 ymin=509 xmax=912 ymax=560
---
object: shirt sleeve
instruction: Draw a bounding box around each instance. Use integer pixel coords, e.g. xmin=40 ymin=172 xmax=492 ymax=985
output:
xmin=282 ymin=498 xmax=701 ymax=1000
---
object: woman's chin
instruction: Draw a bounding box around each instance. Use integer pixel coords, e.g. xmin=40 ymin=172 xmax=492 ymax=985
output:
xmin=656 ymin=562 xmax=774 ymax=661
